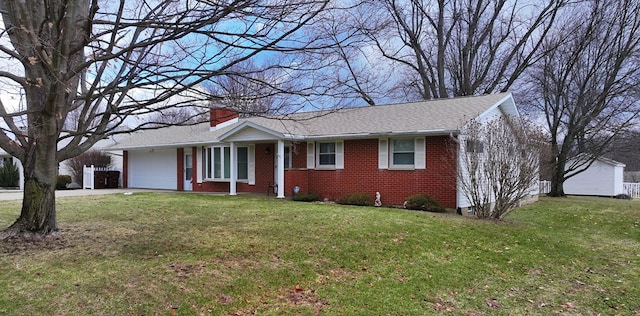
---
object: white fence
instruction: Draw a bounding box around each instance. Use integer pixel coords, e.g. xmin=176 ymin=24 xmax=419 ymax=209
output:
xmin=540 ymin=181 xmax=639 ymax=198
xmin=624 ymin=182 xmax=640 ymax=198
xmin=539 ymin=180 xmax=551 ymax=194
xmin=83 ymin=165 xmax=95 ymax=190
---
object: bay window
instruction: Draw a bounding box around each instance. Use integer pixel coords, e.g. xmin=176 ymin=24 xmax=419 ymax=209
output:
xmin=204 ymin=145 xmax=250 ymax=181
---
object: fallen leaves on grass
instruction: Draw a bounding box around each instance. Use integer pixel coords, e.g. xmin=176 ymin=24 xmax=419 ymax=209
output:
xmin=217 ymin=294 xmax=234 ymax=305
xmin=167 ymin=262 xmax=207 ymax=278
xmin=431 ymin=296 xmax=456 ymax=312
xmin=0 ymin=230 xmax=72 ymax=254
xmin=231 ymin=285 xmax=328 ymax=316
xmin=486 ymin=298 xmax=500 ymax=309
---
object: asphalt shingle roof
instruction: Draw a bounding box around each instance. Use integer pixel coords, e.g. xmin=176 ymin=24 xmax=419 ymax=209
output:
xmin=111 ymin=93 xmax=513 ymax=149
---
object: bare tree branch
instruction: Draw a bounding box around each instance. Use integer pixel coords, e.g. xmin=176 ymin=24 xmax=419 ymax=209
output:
xmin=0 ymin=0 xmax=331 ymax=237
xmin=524 ymin=0 xmax=640 ymax=196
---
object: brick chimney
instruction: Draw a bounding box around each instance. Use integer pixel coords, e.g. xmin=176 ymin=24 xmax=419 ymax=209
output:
xmin=210 ymin=107 xmax=239 ymax=129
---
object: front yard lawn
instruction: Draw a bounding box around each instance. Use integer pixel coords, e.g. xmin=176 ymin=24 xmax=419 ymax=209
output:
xmin=0 ymin=193 xmax=638 ymax=315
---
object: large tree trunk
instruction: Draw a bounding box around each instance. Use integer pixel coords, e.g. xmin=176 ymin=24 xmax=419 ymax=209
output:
xmin=6 ymin=179 xmax=57 ymax=235
xmin=2 ymin=142 xmax=59 ymax=238
xmin=548 ymin=156 xmax=566 ymax=197
xmin=2 ymin=91 xmax=60 ymax=239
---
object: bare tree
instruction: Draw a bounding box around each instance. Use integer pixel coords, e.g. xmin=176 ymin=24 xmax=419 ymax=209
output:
xmin=0 ymin=0 xmax=330 ymax=238
xmin=298 ymin=1 xmax=391 ymax=106
xmin=354 ymin=0 xmax=567 ymax=101
xmin=141 ymin=106 xmax=208 ymax=127
xmin=457 ymin=116 xmax=539 ymax=220
xmin=525 ymin=0 xmax=640 ymax=197
xmin=203 ymin=61 xmax=281 ymax=116
xmin=65 ymin=150 xmax=112 ymax=185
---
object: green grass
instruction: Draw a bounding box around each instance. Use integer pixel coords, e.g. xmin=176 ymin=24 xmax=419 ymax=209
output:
xmin=0 ymin=194 xmax=638 ymax=315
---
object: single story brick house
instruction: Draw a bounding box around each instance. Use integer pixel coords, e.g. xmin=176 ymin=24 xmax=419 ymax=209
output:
xmin=111 ymin=93 xmax=521 ymax=208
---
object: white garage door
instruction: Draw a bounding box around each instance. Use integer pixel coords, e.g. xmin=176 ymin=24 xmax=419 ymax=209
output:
xmin=128 ymin=149 xmax=177 ymax=190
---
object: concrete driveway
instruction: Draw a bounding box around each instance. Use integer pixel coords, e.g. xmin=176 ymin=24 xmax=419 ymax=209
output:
xmin=0 ymin=189 xmax=160 ymax=201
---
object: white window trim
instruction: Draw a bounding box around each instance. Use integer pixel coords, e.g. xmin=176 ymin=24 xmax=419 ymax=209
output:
xmin=196 ymin=147 xmax=203 ymax=183
xmin=283 ymin=145 xmax=292 ymax=169
xmin=315 ymin=140 xmax=344 ymax=169
xmin=306 ymin=142 xmax=315 ymax=169
xmin=379 ymin=138 xmax=389 ymax=169
xmin=379 ymin=137 xmax=426 ymax=170
xmin=390 ymin=138 xmax=415 ymax=169
xmin=247 ymin=144 xmax=255 ymax=185
xmin=203 ymin=145 xmax=254 ymax=182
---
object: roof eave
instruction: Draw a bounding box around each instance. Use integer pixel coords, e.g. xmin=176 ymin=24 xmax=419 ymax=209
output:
xmin=302 ymin=129 xmax=460 ymax=141
xmin=477 ymin=92 xmax=518 ymax=120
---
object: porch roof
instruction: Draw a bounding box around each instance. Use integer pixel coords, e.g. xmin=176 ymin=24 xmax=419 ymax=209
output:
xmin=111 ymin=92 xmax=516 ymax=149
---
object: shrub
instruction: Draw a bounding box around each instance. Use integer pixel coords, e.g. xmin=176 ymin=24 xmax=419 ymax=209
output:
xmin=292 ymin=192 xmax=320 ymax=202
xmin=56 ymin=175 xmax=73 ymax=190
xmin=338 ymin=193 xmax=373 ymax=206
xmin=0 ymin=160 xmax=20 ymax=187
xmin=404 ymin=194 xmax=445 ymax=212
xmin=65 ymin=150 xmax=112 ymax=184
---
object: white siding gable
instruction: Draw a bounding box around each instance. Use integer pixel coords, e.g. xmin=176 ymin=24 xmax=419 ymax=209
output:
xmin=223 ymin=127 xmax=278 ymax=142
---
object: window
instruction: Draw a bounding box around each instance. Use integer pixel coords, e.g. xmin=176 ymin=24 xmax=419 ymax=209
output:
xmin=318 ymin=142 xmax=336 ymax=166
xmin=205 ymin=148 xmax=212 ymax=179
xmin=391 ymin=139 xmax=415 ymax=166
xmin=284 ymin=146 xmax=291 ymax=169
xmin=378 ymin=137 xmax=425 ymax=169
xmin=237 ymin=147 xmax=248 ymax=179
xmin=205 ymin=146 xmax=249 ymax=181
xmin=307 ymin=141 xmax=344 ymax=169
xmin=466 ymin=139 xmax=484 ymax=154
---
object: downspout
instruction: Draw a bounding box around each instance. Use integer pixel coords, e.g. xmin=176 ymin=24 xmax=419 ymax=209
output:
xmin=449 ymin=132 xmax=462 ymax=214
xmin=449 ymin=132 xmax=459 ymax=144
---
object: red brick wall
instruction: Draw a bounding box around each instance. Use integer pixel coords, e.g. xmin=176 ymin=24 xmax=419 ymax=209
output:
xmin=290 ymin=142 xmax=307 ymax=168
xmin=301 ymin=137 xmax=457 ymax=208
xmin=285 ymin=169 xmax=309 ymax=196
xmin=209 ymin=108 xmax=238 ymax=127
xmin=186 ymin=137 xmax=458 ymax=208
xmin=253 ymin=143 xmax=275 ymax=193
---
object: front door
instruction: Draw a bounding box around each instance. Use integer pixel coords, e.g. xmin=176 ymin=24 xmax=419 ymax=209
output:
xmin=184 ymin=153 xmax=193 ymax=191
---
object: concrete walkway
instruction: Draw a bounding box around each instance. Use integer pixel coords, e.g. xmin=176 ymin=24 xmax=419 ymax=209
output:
xmin=0 ymin=188 xmax=161 ymax=201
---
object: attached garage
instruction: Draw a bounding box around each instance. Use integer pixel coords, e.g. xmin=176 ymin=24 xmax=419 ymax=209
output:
xmin=127 ymin=149 xmax=177 ymax=190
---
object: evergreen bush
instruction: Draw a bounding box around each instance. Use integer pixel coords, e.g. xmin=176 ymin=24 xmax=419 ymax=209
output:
xmin=338 ymin=193 xmax=373 ymax=206
xmin=0 ymin=160 xmax=19 ymax=187
xmin=291 ymin=192 xmax=320 ymax=202
xmin=56 ymin=175 xmax=73 ymax=190
xmin=404 ymin=194 xmax=445 ymax=212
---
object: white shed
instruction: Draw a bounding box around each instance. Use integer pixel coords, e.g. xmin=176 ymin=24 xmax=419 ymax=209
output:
xmin=564 ymin=157 xmax=626 ymax=196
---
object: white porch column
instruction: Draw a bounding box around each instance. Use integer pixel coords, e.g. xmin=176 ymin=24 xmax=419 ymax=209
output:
xmin=277 ymin=140 xmax=285 ymax=198
xmin=229 ymin=142 xmax=237 ymax=196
